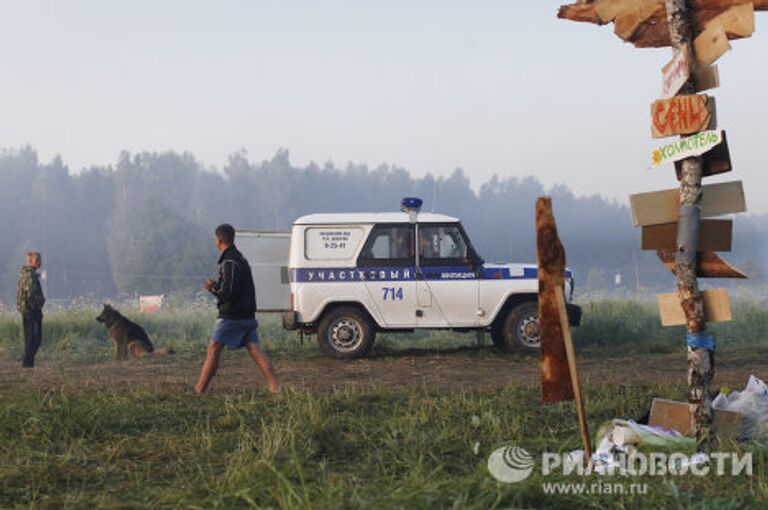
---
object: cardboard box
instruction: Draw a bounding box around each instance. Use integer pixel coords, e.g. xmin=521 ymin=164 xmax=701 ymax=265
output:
xmin=648 ymin=398 xmax=742 ymax=439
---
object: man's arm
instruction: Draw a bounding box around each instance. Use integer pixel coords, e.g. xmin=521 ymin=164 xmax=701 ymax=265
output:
xmin=16 ymin=273 xmax=28 ymax=313
xmin=210 ymin=260 xmax=236 ymax=303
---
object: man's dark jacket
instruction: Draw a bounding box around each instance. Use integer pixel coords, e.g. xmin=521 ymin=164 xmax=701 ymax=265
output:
xmin=210 ymin=245 xmax=257 ymax=319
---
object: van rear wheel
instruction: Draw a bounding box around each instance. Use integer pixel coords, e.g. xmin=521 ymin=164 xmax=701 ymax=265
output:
xmin=317 ymin=306 xmax=375 ymax=359
xmin=492 ymin=301 xmax=540 ymax=354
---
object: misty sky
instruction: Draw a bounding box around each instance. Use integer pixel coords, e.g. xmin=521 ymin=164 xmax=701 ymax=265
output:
xmin=1 ymin=1 xmax=766 ymax=214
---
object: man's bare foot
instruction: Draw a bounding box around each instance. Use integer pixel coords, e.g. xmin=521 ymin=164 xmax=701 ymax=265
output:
xmin=268 ymin=381 xmax=280 ymax=394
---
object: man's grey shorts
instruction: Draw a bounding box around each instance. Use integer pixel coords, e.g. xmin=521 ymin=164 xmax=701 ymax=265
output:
xmin=211 ymin=318 xmax=259 ymax=349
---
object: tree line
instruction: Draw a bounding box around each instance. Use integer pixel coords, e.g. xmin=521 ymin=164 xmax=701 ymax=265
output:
xmin=1 ymin=146 xmax=764 ymax=304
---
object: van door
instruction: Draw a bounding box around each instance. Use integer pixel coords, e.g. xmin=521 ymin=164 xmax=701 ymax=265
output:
xmin=416 ymin=223 xmax=479 ymax=327
xmin=356 ymin=224 xmax=417 ymax=327
xmin=236 ymin=231 xmax=291 ymax=311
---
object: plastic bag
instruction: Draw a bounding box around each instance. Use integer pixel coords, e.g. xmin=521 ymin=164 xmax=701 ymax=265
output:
xmin=712 ymin=375 xmax=768 ymax=440
xmin=595 ymin=419 xmax=696 ymax=455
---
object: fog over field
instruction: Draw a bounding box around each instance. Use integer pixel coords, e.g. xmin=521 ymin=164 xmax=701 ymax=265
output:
xmin=0 ymin=147 xmax=765 ymax=303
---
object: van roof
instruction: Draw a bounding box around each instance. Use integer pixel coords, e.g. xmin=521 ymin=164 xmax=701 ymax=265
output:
xmin=294 ymin=212 xmax=459 ymax=225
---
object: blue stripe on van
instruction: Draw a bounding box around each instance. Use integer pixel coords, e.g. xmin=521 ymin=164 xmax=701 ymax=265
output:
xmin=289 ymin=266 xmax=572 ymax=283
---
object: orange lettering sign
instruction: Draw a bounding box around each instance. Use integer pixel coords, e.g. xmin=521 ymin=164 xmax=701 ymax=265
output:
xmin=651 ymin=94 xmax=715 ymax=139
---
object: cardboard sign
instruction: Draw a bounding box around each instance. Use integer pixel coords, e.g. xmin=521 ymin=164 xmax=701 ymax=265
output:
xmin=657 ymin=288 xmax=732 ymax=326
xmin=675 ymin=129 xmax=731 ymax=179
xmin=656 ymin=250 xmax=747 ymax=279
xmin=694 ymin=65 xmax=720 ymax=93
xmin=641 ymin=219 xmax=732 ymax=252
xmin=649 ymin=398 xmax=741 ymax=439
xmin=651 ymin=94 xmax=716 ymax=139
xmin=630 ymin=181 xmax=746 ymax=227
xmin=694 ymin=23 xmax=731 ymax=67
xmin=662 ymin=45 xmax=691 ymax=98
xmin=649 ymin=129 xmax=722 ymax=168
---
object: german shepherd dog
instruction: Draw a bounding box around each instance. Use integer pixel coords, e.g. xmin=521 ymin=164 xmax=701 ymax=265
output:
xmin=96 ymin=304 xmax=155 ymax=359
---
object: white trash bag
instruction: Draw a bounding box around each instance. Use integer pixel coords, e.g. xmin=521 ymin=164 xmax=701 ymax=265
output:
xmin=712 ymin=375 xmax=768 ymax=440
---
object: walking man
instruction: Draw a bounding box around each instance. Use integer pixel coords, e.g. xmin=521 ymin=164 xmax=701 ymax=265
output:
xmin=195 ymin=224 xmax=280 ymax=394
xmin=16 ymin=251 xmax=45 ymax=368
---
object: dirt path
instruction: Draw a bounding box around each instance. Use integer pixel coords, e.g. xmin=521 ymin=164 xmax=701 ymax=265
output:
xmin=2 ymin=347 xmax=767 ymax=394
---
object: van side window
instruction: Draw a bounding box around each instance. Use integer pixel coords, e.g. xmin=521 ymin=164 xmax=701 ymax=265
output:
xmin=357 ymin=224 xmax=415 ymax=267
xmin=418 ymin=225 xmax=470 ymax=266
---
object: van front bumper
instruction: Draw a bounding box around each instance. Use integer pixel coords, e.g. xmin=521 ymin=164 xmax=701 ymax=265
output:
xmin=567 ymin=304 xmax=582 ymax=327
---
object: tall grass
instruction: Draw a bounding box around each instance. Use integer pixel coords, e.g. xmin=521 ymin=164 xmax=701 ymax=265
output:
xmin=2 ymin=384 xmax=767 ymax=509
xmin=1 ymin=298 xmax=766 ymax=363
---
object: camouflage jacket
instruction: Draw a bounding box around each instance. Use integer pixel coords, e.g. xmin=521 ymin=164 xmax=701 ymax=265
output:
xmin=16 ymin=266 xmax=45 ymax=315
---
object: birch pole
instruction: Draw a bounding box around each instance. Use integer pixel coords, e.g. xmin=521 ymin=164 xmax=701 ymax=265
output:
xmin=665 ymin=0 xmax=714 ymax=445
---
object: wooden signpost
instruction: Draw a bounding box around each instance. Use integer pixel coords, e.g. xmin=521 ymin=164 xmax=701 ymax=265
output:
xmin=558 ymin=0 xmax=762 ymax=443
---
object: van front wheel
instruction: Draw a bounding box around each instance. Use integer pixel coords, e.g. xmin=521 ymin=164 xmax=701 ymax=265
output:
xmin=317 ymin=306 xmax=375 ymax=359
xmin=492 ymin=301 xmax=540 ymax=354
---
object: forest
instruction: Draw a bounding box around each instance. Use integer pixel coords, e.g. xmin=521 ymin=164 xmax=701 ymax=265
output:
xmin=1 ymin=146 xmax=764 ymax=303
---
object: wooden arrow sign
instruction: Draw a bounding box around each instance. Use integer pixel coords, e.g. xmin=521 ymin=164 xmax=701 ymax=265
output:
xmin=630 ymin=181 xmax=746 ymax=227
xmin=657 ymin=250 xmax=747 ymax=278
xmin=652 ymin=95 xmax=716 ymax=139
xmin=642 ymin=219 xmax=732 ymax=252
xmin=658 ymin=288 xmax=732 ymax=327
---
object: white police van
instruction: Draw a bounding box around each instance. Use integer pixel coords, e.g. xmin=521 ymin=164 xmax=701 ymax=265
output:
xmin=238 ymin=198 xmax=580 ymax=359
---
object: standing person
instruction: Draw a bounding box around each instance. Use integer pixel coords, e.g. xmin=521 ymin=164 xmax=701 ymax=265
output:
xmin=16 ymin=251 xmax=45 ymax=368
xmin=194 ymin=224 xmax=280 ymax=394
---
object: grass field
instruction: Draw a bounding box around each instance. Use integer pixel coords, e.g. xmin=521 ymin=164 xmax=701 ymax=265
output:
xmin=2 ymin=299 xmax=768 ymax=509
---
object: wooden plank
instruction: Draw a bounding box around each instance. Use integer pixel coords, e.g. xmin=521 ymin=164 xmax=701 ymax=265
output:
xmin=641 ymin=219 xmax=732 ymax=251
xmin=657 ymin=288 xmax=732 ymax=326
xmin=649 ymin=129 xmax=722 ymax=168
xmin=614 ymin=3 xmax=665 ymax=40
xmin=706 ymin=2 xmax=756 ymax=37
xmin=657 ymin=250 xmax=747 ymax=278
xmin=694 ymin=23 xmax=731 ymax=67
xmin=675 ymin=129 xmax=731 ymax=178
xmin=629 ymin=181 xmax=746 ymax=227
xmin=595 ymin=0 xmax=659 ymax=23
xmin=558 ymin=1 xmax=767 ymax=48
xmin=536 ymin=197 xmax=574 ymax=403
xmin=555 ymin=285 xmax=592 ymax=464
xmin=662 ymin=44 xmax=691 ymax=98
xmin=651 ymin=95 xmax=716 ymax=139
xmin=694 ymin=65 xmax=720 ymax=93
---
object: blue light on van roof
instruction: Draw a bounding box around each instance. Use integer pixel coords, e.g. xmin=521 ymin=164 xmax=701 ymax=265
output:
xmin=401 ymin=197 xmax=423 ymax=213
